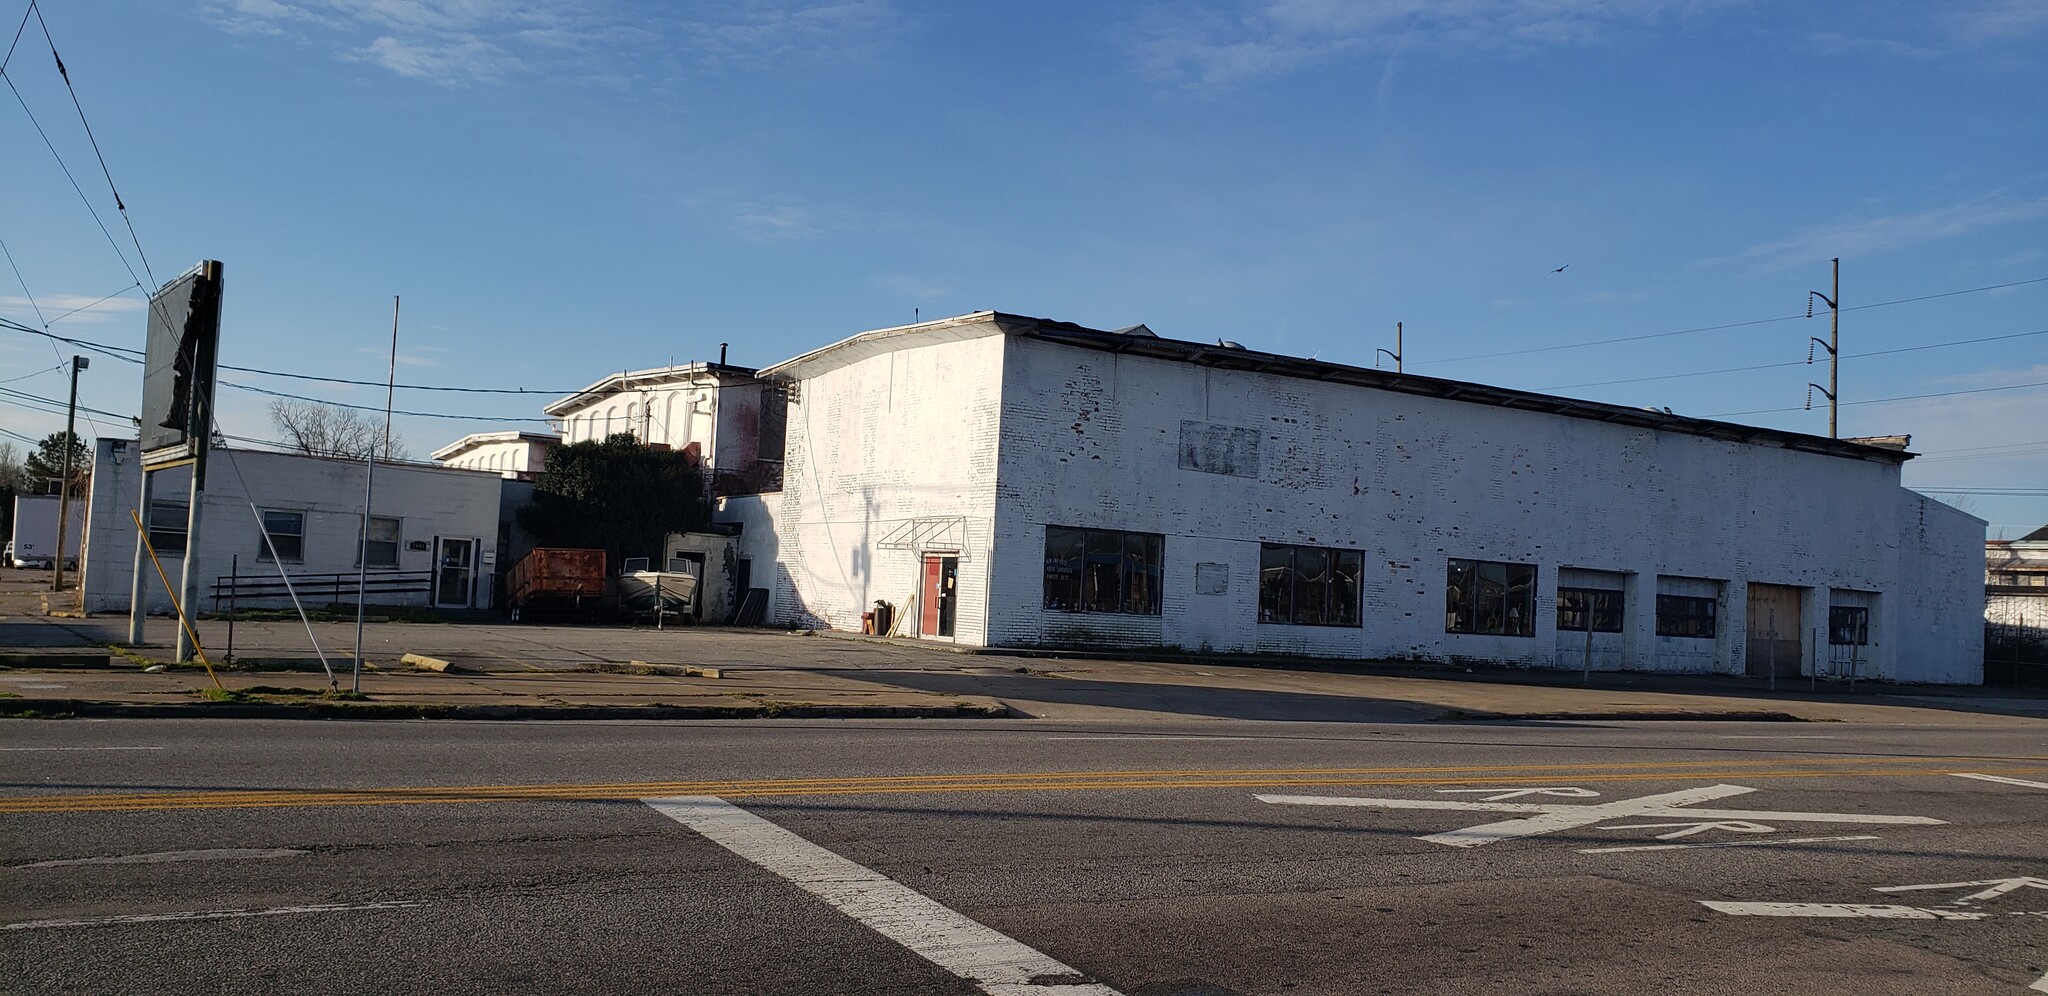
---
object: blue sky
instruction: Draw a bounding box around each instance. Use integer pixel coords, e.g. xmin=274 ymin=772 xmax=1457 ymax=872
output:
xmin=2 ymin=0 xmax=2044 ymax=533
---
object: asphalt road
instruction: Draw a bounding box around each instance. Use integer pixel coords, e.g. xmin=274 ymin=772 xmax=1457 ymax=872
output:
xmin=3 ymin=716 xmax=2045 ymax=995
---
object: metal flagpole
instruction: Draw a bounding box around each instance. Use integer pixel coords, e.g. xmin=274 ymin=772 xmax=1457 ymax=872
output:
xmin=353 ymin=296 xmax=399 ymax=694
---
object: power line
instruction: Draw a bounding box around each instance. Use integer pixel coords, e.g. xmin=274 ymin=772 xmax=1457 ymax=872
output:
xmin=1709 ymin=380 xmax=2048 ymax=418
xmin=30 ymin=1 xmax=160 ymax=296
xmin=0 ymin=0 xmax=30 ymax=74
xmin=44 ymin=283 xmax=135 ymax=325
xmin=0 ymin=385 xmax=129 ymax=420
xmin=1537 ymin=327 xmax=2048 ymax=392
xmin=1917 ymin=439 xmax=2048 ymax=456
xmin=0 ymin=73 xmax=144 ymax=296
xmin=219 ymin=381 xmax=549 ymax=422
xmin=1419 ymin=275 xmax=2048 ymax=366
xmin=0 ymin=322 xmax=552 ymax=420
xmin=0 ymin=361 xmax=64 ymax=385
xmin=0 ymin=232 xmax=50 ymax=328
xmin=0 ymin=319 xmax=581 ymax=393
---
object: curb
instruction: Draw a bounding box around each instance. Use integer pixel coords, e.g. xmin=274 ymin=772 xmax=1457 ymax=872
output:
xmin=1432 ymin=708 xmax=1811 ymax=723
xmin=0 ymin=698 xmax=1012 ymax=722
xmin=0 ymin=650 xmax=114 ymax=669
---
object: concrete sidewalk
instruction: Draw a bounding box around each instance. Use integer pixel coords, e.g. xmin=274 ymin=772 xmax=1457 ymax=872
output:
xmin=4 ymin=569 xmax=2044 ymax=724
xmin=0 ymin=662 xmax=1007 ymax=720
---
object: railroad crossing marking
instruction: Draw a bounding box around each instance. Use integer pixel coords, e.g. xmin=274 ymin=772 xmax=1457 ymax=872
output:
xmin=1701 ymin=876 xmax=2048 ymax=992
xmin=1257 ymin=783 xmax=1945 ymax=847
xmin=1436 ymin=787 xmax=1600 ymax=802
xmin=1873 ymin=877 xmax=2048 ymax=906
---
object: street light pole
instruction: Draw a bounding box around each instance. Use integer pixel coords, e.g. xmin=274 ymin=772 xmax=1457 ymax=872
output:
xmin=51 ymin=355 xmax=88 ymax=592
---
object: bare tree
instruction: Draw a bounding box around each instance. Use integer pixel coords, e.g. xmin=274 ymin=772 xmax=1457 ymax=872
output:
xmin=267 ymin=400 xmax=410 ymax=461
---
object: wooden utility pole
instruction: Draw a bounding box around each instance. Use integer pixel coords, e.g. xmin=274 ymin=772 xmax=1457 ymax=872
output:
xmin=51 ymin=355 xmax=87 ymax=592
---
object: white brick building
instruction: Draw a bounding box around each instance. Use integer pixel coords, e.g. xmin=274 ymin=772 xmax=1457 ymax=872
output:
xmin=430 ymin=431 xmax=558 ymax=480
xmin=542 ymin=361 xmax=785 ymax=493
xmin=81 ymin=440 xmax=505 ymax=615
xmin=722 ymin=312 xmax=1985 ymax=683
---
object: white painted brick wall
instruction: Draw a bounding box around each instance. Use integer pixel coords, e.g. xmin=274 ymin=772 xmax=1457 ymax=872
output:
xmin=732 ymin=329 xmax=1006 ymax=638
xmin=987 ymin=336 xmax=1985 ymax=682
xmin=82 ymin=441 xmax=504 ymax=616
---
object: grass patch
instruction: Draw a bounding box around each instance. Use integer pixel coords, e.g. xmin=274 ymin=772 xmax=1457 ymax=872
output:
xmin=196 ymin=687 xmax=256 ymax=704
xmin=0 ymin=691 xmax=19 ymax=698
xmin=107 ymin=644 xmax=168 ymax=669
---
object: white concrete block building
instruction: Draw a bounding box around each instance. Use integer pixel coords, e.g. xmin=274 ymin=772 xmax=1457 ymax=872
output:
xmin=723 ymin=312 xmax=1985 ymax=683
xmin=542 ymin=361 xmax=786 ymax=497
xmin=431 ymin=431 xmax=558 ymax=480
xmin=81 ymin=440 xmax=505 ymax=615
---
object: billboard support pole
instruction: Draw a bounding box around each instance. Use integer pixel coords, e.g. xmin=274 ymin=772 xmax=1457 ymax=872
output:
xmin=127 ymin=467 xmax=153 ymax=644
xmin=175 ymin=461 xmax=204 ymax=663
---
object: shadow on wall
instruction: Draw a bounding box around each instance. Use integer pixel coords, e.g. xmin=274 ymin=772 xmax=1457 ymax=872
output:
xmin=776 ymin=562 xmax=830 ymax=631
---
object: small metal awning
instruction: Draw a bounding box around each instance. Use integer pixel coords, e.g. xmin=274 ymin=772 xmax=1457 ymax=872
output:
xmin=875 ymin=517 xmax=972 ymax=559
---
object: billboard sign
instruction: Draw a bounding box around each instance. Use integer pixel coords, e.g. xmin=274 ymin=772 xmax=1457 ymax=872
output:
xmin=139 ymin=261 xmax=224 ymax=468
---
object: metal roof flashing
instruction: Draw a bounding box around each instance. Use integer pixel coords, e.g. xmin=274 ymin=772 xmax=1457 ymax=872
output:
xmin=543 ymin=361 xmax=761 ymax=416
xmin=751 ymin=311 xmax=1912 ymax=466
xmin=988 ymin=314 xmax=1913 ymax=466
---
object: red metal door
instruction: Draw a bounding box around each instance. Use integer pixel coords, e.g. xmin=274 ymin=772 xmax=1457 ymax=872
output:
xmin=921 ymin=556 xmax=943 ymax=636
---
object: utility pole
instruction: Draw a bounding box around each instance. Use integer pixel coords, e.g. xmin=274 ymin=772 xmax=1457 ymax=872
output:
xmin=51 ymin=355 xmax=88 ymax=592
xmin=353 ymin=295 xmax=399 ymax=694
xmin=1377 ymin=322 xmax=1403 ymax=372
xmin=1807 ymin=258 xmax=1840 ymax=438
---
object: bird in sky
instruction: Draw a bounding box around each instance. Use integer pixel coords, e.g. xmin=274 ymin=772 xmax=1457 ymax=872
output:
xmin=1552 ymin=264 xmax=1569 ymax=273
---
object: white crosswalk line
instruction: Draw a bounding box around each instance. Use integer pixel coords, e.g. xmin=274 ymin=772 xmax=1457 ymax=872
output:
xmin=646 ymin=796 xmax=1123 ymax=996
xmin=1953 ymin=772 xmax=2048 ymax=791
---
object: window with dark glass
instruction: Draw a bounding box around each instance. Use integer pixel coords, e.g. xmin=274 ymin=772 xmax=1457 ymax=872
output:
xmin=358 ymin=516 xmax=401 ymax=568
xmin=757 ymin=386 xmax=788 ymax=461
xmin=1556 ymin=587 xmax=1624 ymax=633
xmin=1042 ymin=526 xmax=1162 ymax=615
xmin=1445 ymin=559 xmax=1537 ymax=636
xmin=1655 ymin=594 xmax=1717 ymax=638
xmin=258 ymin=509 xmax=305 ymax=563
xmin=1259 ymin=544 xmax=1362 ymax=626
xmin=148 ymin=500 xmax=188 ymax=555
xmin=1828 ymin=606 xmax=1869 ymax=645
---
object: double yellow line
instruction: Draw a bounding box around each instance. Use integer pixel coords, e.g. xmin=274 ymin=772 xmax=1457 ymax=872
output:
xmin=4 ymin=755 xmax=2040 ymax=816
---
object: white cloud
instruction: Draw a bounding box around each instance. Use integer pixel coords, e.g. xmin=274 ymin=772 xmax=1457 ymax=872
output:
xmin=1707 ymin=193 xmax=2048 ymax=272
xmin=206 ymin=0 xmax=904 ymax=86
xmin=730 ymin=203 xmax=824 ymax=243
xmin=1134 ymin=0 xmax=1736 ymax=87
xmin=1929 ymin=362 xmax=2048 ymax=389
xmin=0 ymin=293 xmax=145 ymax=325
xmin=355 ymin=35 xmax=521 ymax=83
xmin=878 ymin=274 xmax=947 ymax=299
xmin=682 ymin=0 xmax=900 ymax=71
xmin=1949 ymin=0 xmax=2048 ymax=43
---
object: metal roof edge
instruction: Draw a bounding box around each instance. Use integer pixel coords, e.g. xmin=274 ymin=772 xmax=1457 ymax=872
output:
xmin=542 ymin=361 xmax=760 ymax=415
xmin=757 ymin=312 xmax=1001 ymax=379
xmin=429 ymin=430 xmax=562 ymax=461
xmin=1005 ymin=318 xmax=1914 ymax=466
